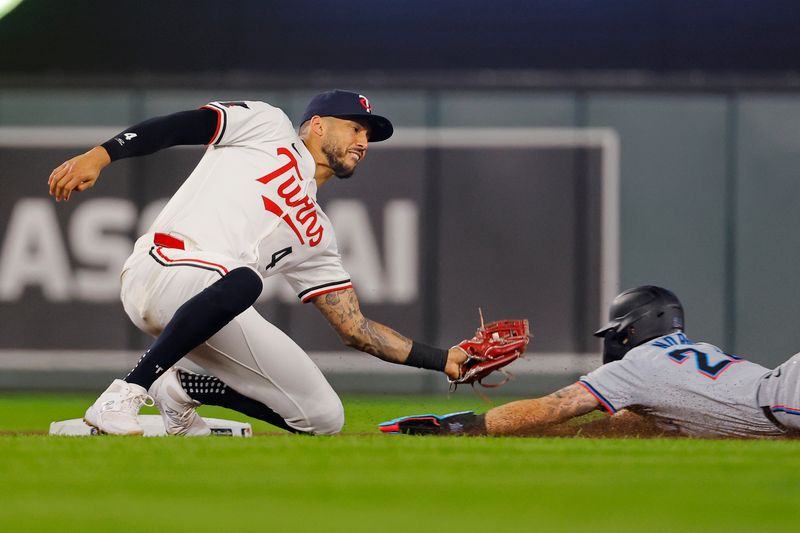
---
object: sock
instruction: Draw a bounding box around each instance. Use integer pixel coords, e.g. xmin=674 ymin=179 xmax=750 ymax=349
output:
xmin=178 ymin=369 xmax=299 ymax=434
xmin=125 ymin=267 xmax=262 ymax=390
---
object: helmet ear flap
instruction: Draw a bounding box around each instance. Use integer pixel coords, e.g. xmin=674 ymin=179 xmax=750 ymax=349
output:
xmin=602 ymin=329 xmax=629 ymax=364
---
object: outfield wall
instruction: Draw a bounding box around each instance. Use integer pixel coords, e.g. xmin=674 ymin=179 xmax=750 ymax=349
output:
xmin=2 ymin=88 xmax=800 ymax=392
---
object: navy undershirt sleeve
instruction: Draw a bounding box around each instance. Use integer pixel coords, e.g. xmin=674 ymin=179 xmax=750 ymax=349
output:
xmin=101 ymin=108 xmax=218 ymax=161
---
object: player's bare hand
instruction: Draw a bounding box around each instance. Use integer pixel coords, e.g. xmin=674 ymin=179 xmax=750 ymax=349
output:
xmin=444 ymin=346 xmax=468 ymax=380
xmin=48 ymin=146 xmax=111 ymax=202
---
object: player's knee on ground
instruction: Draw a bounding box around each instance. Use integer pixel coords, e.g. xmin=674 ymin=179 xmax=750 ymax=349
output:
xmin=288 ymin=400 xmax=345 ymax=435
xmin=310 ymin=404 xmax=345 ymax=435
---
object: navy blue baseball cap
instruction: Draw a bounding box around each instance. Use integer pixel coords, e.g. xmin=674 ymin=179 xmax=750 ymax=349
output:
xmin=301 ymin=89 xmax=394 ymax=142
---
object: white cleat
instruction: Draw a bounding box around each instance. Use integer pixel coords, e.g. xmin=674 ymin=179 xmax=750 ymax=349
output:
xmin=149 ymin=367 xmax=211 ymax=436
xmin=84 ymin=379 xmax=154 ymax=435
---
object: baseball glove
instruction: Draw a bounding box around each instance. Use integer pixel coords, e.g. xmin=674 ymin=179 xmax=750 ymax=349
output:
xmin=450 ymin=315 xmax=530 ymax=388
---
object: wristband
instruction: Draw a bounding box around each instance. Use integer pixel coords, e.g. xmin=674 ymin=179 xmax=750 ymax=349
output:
xmin=405 ymin=341 xmax=448 ymax=371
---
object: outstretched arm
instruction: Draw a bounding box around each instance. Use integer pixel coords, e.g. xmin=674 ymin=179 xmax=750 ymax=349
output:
xmin=48 ymin=108 xmax=218 ymax=201
xmin=379 ymin=382 xmax=603 ymax=436
xmin=312 ymin=288 xmax=466 ymax=379
xmin=485 ymin=382 xmax=601 ymax=435
xmin=493 ymin=409 xmax=664 ymax=438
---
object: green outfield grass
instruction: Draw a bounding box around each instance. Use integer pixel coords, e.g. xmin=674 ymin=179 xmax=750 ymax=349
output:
xmin=0 ymin=393 xmax=798 ymax=532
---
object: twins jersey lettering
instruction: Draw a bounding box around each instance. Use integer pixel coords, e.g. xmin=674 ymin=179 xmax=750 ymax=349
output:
xmin=146 ymin=100 xmax=352 ymax=302
xmin=579 ymin=333 xmax=783 ymax=437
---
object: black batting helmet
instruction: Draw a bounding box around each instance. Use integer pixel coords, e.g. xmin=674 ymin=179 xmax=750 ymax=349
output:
xmin=594 ymin=285 xmax=684 ymax=363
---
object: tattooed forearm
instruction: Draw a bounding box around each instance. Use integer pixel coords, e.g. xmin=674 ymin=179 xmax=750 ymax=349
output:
xmin=350 ymin=317 xmax=412 ymax=363
xmin=484 ymin=383 xmax=600 ymax=436
xmin=313 ymin=288 xmax=412 ymax=363
xmin=550 ymin=385 xmax=597 ymax=419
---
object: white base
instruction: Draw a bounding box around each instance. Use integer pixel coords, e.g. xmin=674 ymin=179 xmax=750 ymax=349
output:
xmin=49 ymin=415 xmax=252 ymax=437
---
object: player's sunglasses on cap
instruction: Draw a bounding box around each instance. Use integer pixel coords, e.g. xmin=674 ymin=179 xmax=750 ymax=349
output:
xmin=301 ymin=89 xmax=394 ymax=142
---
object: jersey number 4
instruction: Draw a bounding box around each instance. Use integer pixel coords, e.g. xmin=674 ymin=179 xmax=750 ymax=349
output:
xmin=265 ymin=247 xmax=292 ymax=271
xmin=666 ymin=348 xmax=742 ymax=380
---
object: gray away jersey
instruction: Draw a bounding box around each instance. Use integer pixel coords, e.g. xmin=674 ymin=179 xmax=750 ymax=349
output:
xmin=579 ymin=333 xmax=782 ymax=438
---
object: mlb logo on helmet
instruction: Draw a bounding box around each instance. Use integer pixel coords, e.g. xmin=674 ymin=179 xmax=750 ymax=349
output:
xmin=358 ymin=95 xmax=372 ymax=113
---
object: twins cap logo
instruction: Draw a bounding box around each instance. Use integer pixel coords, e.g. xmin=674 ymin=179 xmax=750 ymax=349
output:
xmin=358 ymin=95 xmax=372 ymax=114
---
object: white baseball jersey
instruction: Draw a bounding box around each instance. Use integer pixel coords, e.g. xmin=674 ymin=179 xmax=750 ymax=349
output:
xmin=120 ymin=99 xmax=358 ymax=434
xmin=579 ymin=332 xmax=783 ymax=438
xmin=147 ymin=100 xmax=352 ymax=302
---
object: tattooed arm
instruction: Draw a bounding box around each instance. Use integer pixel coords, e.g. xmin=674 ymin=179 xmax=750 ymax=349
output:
xmin=312 ymin=288 xmax=410 ymax=361
xmin=484 ymin=383 xmax=601 ymax=436
xmin=312 ymin=288 xmax=465 ymax=379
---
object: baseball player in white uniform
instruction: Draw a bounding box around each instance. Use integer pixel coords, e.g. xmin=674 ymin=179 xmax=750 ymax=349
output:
xmin=48 ymin=90 xmax=466 ymax=436
xmin=382 ymin=286 xmax=800 ymax=438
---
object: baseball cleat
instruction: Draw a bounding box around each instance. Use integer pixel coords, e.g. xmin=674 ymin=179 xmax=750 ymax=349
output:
xmin=84 ymin=379 xmax=154 ymax=435
xmin=379 ymin=411 xmax=476 ymax=435
xmin=149 ymin=367 xmax=210 ymax=436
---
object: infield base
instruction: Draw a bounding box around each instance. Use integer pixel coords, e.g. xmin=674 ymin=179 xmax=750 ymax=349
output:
xmin=49 ymin=415 xmax=252 ymax=437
